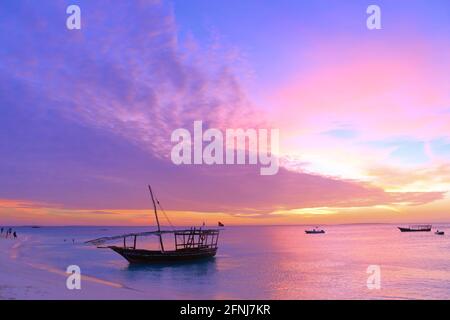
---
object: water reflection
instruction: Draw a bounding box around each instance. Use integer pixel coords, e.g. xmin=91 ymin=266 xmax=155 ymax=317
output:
xmin=122 ymin=257 xmax=218 ymax=280
xmin=15 ymin=225 xmax=450 ymax=299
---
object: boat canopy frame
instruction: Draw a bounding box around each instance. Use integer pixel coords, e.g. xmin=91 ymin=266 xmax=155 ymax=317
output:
xmin=86 ymin=227 xmax=220 ymax=250
xmin=408 ymin=224 xmax=432 ymax=230
xmin=174 ymin=227 xmax=219 ymax=250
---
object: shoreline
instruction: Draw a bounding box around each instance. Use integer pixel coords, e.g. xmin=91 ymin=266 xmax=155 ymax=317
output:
xmin=0 ymin=235 xmax=140 ymax=300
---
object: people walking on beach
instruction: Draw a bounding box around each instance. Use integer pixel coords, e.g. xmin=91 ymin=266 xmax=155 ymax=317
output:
xmin=0 ymin=228 xmax=18 ymax=240
xmin=5 ymin=228 xmax=12 ymax=238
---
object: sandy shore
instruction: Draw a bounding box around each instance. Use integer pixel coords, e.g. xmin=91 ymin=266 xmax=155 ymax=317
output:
xmin=0 ymin=235 xmax=141 ymax=300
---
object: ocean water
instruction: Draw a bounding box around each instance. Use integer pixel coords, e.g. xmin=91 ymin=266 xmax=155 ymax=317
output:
xmin=11 ymin=224 xmax=450 ymax=299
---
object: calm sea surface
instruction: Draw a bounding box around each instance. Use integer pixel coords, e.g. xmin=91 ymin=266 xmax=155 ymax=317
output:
xmin=12 ymin=224 xmax=450 ymax=299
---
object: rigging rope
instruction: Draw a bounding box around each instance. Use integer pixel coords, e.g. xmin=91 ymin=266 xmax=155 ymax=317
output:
xmin=155 ymin=197 xmax=175 ymax=231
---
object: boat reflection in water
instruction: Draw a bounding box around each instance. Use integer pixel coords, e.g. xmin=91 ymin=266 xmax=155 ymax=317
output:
xmin=86 ymin=185 xmax=221 ymax=264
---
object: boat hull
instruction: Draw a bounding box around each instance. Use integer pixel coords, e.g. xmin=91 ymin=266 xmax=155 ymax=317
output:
xmin=305 ymin=230 xmax=325 ymax=234
xmin=398 ymin=227 xmax=431 ymax=232
xmin=110 ymin=246 xmax=218 ymax=264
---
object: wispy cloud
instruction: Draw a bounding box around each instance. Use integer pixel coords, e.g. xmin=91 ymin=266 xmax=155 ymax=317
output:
xmin=0 ymin=0 xmax=264 ymax=159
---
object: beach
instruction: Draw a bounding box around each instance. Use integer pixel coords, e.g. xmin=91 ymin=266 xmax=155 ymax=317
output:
xmin=0 ymin=232 xmax=141 ymax=300
xmin=1 ymin=225 xmax=450 ymax=300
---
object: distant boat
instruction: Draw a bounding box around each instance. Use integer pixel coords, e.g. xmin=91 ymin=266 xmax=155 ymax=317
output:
xmin=435 ymin=230 xmax=445 ymax=235
xmin=86 ymin=185 xmax=220 ymax=264
xmin=305 ymin=227 xmax=325 ymax=234
xmin=398 ymin=225 xmax=432 ymax=232
xmin=218 ymin=222 xmax=225 ymax=227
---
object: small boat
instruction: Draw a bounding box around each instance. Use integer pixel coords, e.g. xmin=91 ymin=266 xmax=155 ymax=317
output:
xmin=305 ymin=227 xmax=325 ymax=234
xmin=398 ymin=225 xmax=432 ymax=232
xmin=86 ymin=185 xmax=220 ymax=264
xmin=218 ymin=222 xmax=225 ymax=227
xmin=435 ymin=230 xmax=445 ymax=235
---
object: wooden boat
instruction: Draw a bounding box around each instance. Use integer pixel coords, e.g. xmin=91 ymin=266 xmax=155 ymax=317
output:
xmin=435 ymin=230 xmax=445 ymax=235
xmin=86 ymin=185 xmax=220 ymax=264
xmin=398 ymin=225 xmax=432 ymax=232
xmin=305 ymin=228 xmax=325 ymax=234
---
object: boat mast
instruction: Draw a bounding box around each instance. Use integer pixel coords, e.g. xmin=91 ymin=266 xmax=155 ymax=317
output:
xmin=148 ymin=185 xmax=164 ymax=252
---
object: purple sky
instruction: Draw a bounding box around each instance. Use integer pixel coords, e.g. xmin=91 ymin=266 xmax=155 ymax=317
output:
xmin=1 ymin=0 xmax=449 ymax=225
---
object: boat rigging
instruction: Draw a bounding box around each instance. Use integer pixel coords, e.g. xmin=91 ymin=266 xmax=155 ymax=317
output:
xmin=86 ymin=185 xmax=221 ymax=264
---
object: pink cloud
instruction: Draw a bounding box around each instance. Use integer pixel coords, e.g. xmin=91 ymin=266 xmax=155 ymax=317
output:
xmin=266 ymin=37 xmax=450 ymax=141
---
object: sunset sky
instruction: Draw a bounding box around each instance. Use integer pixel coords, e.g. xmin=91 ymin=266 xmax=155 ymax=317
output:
xmin=1 ymin=0 xmax=449 ymax=226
